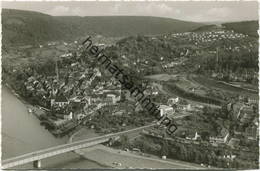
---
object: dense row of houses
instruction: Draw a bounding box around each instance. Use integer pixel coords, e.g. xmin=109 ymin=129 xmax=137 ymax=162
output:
xmin=171 ymin=30 xmax=248 ymax=45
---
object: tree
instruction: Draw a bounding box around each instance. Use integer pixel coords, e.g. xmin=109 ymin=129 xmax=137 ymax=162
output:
xmin=179 ymin=144 xmax=188 ymax=160
xmin=201 ymin=131 xmax=210 ymax=141
xmin=161 ymin=140 xmax=169 ymax=156
xmin=120 ymin=135 xmax=129 ymax=148
xmin=194 ymin=150 xmax=202 ymax=163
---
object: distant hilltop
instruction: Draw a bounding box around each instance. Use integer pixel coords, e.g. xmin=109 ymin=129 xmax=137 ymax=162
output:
xmin=2 ymin=8 xmax=204 ymax=46
xmin=222 ymin=21 xmax=259 ymax=37
xmin=2 ymin=9 xmax=258 ymax=46
xmin=192 ymin=21 xmax=258 ymax=38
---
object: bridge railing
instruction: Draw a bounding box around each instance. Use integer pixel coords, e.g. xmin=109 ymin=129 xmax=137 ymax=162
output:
xmin=2 ymin=123 xmax=157 ymax=168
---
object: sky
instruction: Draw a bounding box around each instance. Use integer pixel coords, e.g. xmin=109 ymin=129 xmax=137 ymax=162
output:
xmin=1 ymin=1 xmax=258 ymax=22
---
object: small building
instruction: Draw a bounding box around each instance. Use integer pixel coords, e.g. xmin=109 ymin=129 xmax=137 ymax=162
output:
xmin=64 ymin=112 xmax=73 ymax=120
xmin=248 ymin=97 xmax=258 ymax=104
xmin=209 ymin=128 xmax=229 ymax=146
xmin=209 ymin=134 xmax=229 ymax=146
xmin=159 ymin=105 xmax=174 ymax=116
xmin=245 ymin=124 xmax=259 ymax=140
xmin=51 ymin=94 xmax=69 ymax=107
xmin=106 ymin=94 xmax=120 ymax=104
xmin=168 ymin=97 xmax=179 ymax=106
xmin=238 ymin=105 xmax=255 ymax=124
xmin=186 ymin=132 xmax=201 ymax=141
xmin=112 ymin=110 xmax=124 ymax=116
xmin=223 ymin=154 xmax=236 ymax=160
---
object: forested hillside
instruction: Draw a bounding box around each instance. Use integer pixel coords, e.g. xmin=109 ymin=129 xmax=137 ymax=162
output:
xmin=223 ymin=21 xmax=258 ymax=37
xmin=2 ymin=9 xmax=205 ymax=46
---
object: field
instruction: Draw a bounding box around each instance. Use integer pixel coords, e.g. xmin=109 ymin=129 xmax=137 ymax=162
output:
xmin=145 ymin=74 xmax=178 ymax=81
xmin=191 ymin=75 xmax=258 ymax=98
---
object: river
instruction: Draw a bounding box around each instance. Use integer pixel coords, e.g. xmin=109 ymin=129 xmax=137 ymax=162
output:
xmin=1 ymin=86 xmax=106 ymax=168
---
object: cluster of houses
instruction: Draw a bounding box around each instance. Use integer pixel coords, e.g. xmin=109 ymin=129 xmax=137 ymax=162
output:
xmin=142 ymin=87 xmax=258 ymax=152
xmin=50 ymin=78 xmax=122 ymax=125
xmin=152 ymin=95 xmax=197 ymax=120
xmin=170 ymin=30 xmax=248 ymax=45
xmin=228 ymin=100 xmax=259 ymax=144
xmin=24 ymin=49 xmax=124 ymax=129
xmin=26 ymin=33 xmax=258 ymax=144
xmin=190 ymin=99 xmax=259 ymax=148
xmin=211 ymin=71 xmax=258 ymax=83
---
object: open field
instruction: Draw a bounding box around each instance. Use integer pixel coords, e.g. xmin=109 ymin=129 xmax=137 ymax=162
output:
xmin=145 ymin=74 xmax=178 ymax=81
xmin=164 ymin=82 xmax=224 ymax=106
xmin=152 ymin=82 xmax=221 ymax=108
xmin=175 ymin=76 xmax=208 ymax=96
xmin=147 ymin=74 xmax=225 ymax=106
xmin=191 ymin=75 xmax=258 ymax=98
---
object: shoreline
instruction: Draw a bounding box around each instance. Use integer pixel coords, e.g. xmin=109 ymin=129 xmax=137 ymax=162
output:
xmin=2 ymin=85 xmax=108 ymax=168
xmin=75 ymin=144 xmax=204 ymax=169
xmin=2 ymin=83 xmax=204 ymax=169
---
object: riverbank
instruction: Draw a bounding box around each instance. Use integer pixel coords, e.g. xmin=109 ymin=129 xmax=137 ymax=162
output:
xmin=2 ymin=85 xmax=204 ymax=169
xmin=75 ymin=144 xmax=203 ymax=169
xmin=2 ymin=86 xmax=105 ymax=169
xmin=2 ymin=86 xmax=66 ymax=159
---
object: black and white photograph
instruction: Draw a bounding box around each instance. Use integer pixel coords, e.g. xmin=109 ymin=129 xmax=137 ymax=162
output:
xmin=1 ymin=1 xmax=259 ymax=169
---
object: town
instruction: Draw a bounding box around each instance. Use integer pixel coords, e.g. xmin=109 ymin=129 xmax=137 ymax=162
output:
xmin=2 ymin=11 xmax=258 ymax=169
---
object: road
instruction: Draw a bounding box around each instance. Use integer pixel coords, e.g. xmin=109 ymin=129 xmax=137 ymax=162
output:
xmin=3 ymin=113 xmax=190 ymax=169
xmin=2 ymin=124 xmax=157 ymax=169
xmin=76 ymin=144 xmax=204 ymax=169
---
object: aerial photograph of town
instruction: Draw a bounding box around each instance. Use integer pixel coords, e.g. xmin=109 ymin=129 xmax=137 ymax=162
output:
xmin=1 ymin=1 xmax=259 ymax=170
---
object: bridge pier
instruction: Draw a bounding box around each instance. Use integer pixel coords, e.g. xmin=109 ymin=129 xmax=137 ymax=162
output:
xmin=33 ymin=160 xmax=41 ymax=168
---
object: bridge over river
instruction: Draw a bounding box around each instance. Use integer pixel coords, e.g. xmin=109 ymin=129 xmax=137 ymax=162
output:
xmin=1 ymin=124 xmax=156 ymax=169
xmin=2 ymin=113 xmax=190 ymax=169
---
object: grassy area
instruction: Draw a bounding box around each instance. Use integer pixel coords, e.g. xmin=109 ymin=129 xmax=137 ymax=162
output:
xmin=175 ymin=77 xmax=208 ymax=96
xmin=164 ymin=81 xmax=223 ymax=106
xmin=192 ymin=75 xmax=258 ymax=98
xmin=145 ymin=74 xmax=178 ymax=81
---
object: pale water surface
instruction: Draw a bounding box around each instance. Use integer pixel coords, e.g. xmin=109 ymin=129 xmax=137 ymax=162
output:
xmin=2 ymin=86 xmax=105 ymax=168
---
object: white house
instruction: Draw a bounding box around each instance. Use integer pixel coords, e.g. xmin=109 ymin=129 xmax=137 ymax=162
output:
xmin=184 ymin=104 xmax=192 ymax=111
xmin=107 ymin=94 xmax=120 ymax=104
xmin=51 ymin=94 xmax=69 ymax=107
xmin=223 ymin=154 xmax=236 ymax=160
xmin=210 ymin=128 xmax=230 ymax=146
xmin=209 ymin=133 xmax=229 ymax=145
xmin=186 ymin=132 xmax=200 ymax=141
xmin=159 ymin=105 xmax=174 ymax=116
xmin=64 ymin=112 xmax=73 ymax=120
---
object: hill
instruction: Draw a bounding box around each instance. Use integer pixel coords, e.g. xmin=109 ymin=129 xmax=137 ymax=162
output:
xmin=222 ymin=20 xmax=258 ymax=37
xmin=2 ymin=9 xmax=205 ymax=46
xmin=192 ymin=25 xmax=218 ymax=32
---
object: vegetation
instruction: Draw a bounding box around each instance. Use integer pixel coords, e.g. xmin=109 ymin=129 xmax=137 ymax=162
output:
xmin=131 ymin=135 xmax=258 ymax=169
xmin=85 ymin=107 xmax=154 ymax=134
xmin=164 ymin=81 xmax=224 ymax=105
xmin=2 ymin=8 xmax=204 ymax=46
xmin=192 ymin=25 xmax=218 ymax=32
xmin=223 ymin=21 xmax=258 ymax=37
